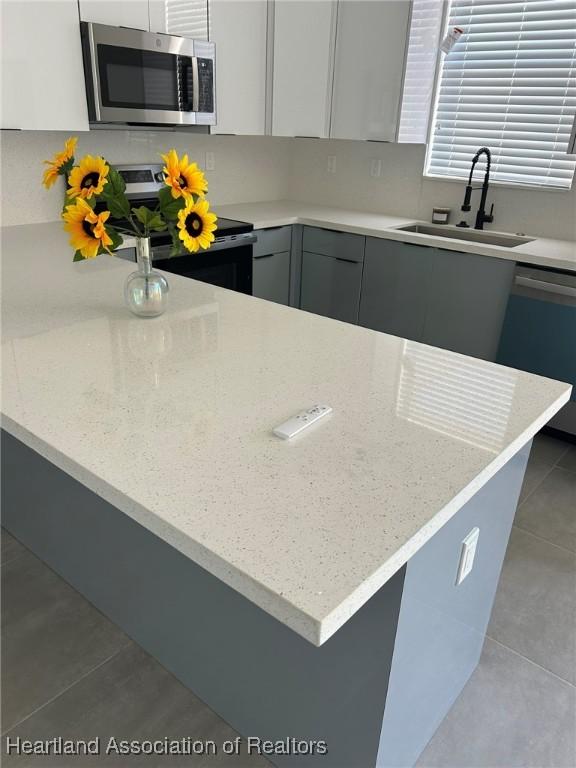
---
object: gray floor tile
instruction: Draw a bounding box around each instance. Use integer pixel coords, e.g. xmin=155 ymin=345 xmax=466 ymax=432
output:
xmin=529 ymin=433 xmax=571 ymax=468
xmin=514 ymin=468 xmax=576 ymax=552
xmin=1 ymin=550 xmax=130 ymax=733
xmin=488 ymin=527 xmax=576 ymax=685
xmin=1 ymin=529 xmax=26 ymax=565
xmin=2 ymin=643 xmax=271 ymax=767
xmin=416 ymin=638 xmax=576 ymax=768
xmin=518 ymin=458 xmax=553 ymax=503
xmin=558 ymin=445 xmax=576 ymax=474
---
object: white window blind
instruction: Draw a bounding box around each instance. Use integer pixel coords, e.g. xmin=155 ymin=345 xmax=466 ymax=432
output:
xmin=398 ymin=0 xmax=445 ymax=143
xmin=163 ymin=0 xmax=209 ymax=39
xmin=426 ymin=0 xmax=576 ymax=189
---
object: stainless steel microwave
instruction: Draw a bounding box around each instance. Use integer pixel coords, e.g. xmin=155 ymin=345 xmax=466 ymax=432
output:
xmin=80 ymin=22 xmax=215 ymax=127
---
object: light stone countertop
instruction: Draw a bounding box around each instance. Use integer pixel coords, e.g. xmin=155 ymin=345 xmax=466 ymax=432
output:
xmin=216 ymin=200 xmax=576 ymax=273
xmin=1 ymin=222 xmax=572 ymax=645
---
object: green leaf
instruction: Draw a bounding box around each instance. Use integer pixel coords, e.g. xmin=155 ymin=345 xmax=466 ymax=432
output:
xmin=158 ymin=186 xmax=185 ymax=220
xmin=105 ymin=196 xmax=131 ymax=219
xmin=106 ymin=226 xmax=124 ymax=252
xmin=72 ymin=250 xmax=85 ymax=262
xmin=131 ymin=206 xmax=155 ymax=226
xmin=101 ymin=166 xmax=126 ymax=197
xmin=59 ymin=157 xmax=74 ymax=178
xmin=168 ymin=224 xmax=183 ymax=257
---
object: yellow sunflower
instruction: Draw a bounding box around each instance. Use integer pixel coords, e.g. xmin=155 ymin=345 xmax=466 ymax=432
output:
xmin=62 ymin=198 xmax=113 ymax=259
xmin=161 ymin=148 xmax=208 ymax=199
xmin=177 ymin=198 xmax=217 ymax=253
xmin=67 ymin=155 xmax=109 ymax=200
xmin=42 ymin=136 xmax=77 ymax=189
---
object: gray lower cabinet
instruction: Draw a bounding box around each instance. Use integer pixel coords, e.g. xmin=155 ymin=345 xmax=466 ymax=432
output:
xmin=359 ymin=237 xmax=516 ymax=361
xmin=252 ymin=227 xmax=292 ymax=305
xmin=300 ymin=251 xmax=363 ymax=324
xmin=422 ymin=248 xmax=515 ymax=361
xmin=359 ymin=239 xmax=432 ymax=342
xmin=253 ymin=251 xmax=291 ymax=305
xmin=299 ymin=227 xmax=365 ymax=324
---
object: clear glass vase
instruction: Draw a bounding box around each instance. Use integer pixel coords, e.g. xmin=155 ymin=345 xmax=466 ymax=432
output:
xmin=124 ymin=237 xmax=169 ymax=318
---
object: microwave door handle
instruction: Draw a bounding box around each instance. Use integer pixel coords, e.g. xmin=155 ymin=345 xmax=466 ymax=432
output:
xmin=191 ymin=57 xmax=200 ymax=112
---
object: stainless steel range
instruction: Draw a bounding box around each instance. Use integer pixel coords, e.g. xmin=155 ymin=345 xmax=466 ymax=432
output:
xmin=110 ymin=164 xmax=255 ymax=295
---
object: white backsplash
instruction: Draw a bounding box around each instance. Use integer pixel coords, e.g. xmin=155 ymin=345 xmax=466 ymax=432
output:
xmin=2 ymin=130 xmax=575 ymax=241
xmin=0 ymin=130 xmax=292 ymax=226
xmin=287 ymin=139 xmax=576 ymax=241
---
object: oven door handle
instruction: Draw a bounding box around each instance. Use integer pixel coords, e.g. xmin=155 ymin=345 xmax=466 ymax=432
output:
xmin=515 ymin=275 xmax=576 ymax=300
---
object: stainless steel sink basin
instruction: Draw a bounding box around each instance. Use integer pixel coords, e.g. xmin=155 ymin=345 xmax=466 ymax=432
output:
xmin=395 ymin=223 xmax=534 ymax=248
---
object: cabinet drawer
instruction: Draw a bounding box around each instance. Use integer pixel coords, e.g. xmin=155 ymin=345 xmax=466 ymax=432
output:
xmin=300 ymin=251 xmax=362 ymax=324
xmin=253 ymin=227 xmax=292 ymax=258
xmin=302 ymin=227 xmax=364 ymax=262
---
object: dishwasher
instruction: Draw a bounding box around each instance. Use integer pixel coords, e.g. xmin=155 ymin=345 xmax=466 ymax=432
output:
xmin=497 ymin=264 xmax=576 ymax=437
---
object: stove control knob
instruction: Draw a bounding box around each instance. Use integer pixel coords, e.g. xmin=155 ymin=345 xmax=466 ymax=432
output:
xmin=154 ymin=171 xmax=165 ymax=183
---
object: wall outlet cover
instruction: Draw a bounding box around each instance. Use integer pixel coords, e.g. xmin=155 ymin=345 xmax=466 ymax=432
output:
xmin=455 ymin=527 xmax=480 ymax=586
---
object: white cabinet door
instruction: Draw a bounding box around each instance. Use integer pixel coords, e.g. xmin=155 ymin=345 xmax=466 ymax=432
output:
xmin=78 ymin=0 xmax=150 ymax=30
xmin=149 ymin=0 xmax=209 ymax=39
xmin=210 ymin=0 xmax=268 ymax=135
xmin=331 ymin=0 xmax=411 ymax=141
xmin=272 ymin=0 xmax=336 ymax=138
xmin=1 ymin=0 xmax=89 ymax=131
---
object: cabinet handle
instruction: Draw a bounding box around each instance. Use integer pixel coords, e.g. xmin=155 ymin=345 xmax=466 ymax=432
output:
xmin=254 ymin=253 xmax=274 ymax=259
xmin=335 ymin=257 xmax=358 ymax=264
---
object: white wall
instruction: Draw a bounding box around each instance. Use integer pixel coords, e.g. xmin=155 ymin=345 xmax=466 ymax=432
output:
xmin=0 ymin=130 xmax=292 ymax=226
xmin=2 ymin=130 xmax=575 ymax=241
xmin=287 ymin=139 xmax=576 ymax=241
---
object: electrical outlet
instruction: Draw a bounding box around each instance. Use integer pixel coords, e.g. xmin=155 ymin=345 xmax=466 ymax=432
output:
xmin=327 ymin=155 xmax=337 ymax=174
xmin=456 ymin=527 xmax=480 ymax=586
xmin=205 ymin=152 xmax=215 ymax=171
xmin=370 ymin=158 xmax=382 ymax=178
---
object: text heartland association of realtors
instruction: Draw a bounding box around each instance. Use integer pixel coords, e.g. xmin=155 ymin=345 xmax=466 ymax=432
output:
xmin=5 ymin=736 xmax=329 ymax=757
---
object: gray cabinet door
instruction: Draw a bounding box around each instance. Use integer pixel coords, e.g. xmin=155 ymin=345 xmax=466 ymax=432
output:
xmin=300 ymin=251 xmax=363 ymax=324
xmin=423 ymin=248 xmax=515 ymax=361
xmin=252 ymin=251 xmax=291 ymax=305
xmin=359 ymin=238 xmax=432 ymax=342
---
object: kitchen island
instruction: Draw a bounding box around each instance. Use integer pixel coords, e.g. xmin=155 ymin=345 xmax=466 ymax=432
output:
xmin=1 ymin=222 xmax=572 ymax=767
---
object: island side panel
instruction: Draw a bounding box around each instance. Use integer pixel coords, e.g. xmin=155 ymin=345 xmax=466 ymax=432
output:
xmin=1 ymin=429 xmax=404 ymax=768
xmin=377 ymin=440 xmax=531 ymax=768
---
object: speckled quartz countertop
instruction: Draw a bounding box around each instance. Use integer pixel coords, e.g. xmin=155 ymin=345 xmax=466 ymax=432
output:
xmin=1 ymin=223 xmax=571 ymax=645
xmin=217 ymin=200 xmax=576 ymax=273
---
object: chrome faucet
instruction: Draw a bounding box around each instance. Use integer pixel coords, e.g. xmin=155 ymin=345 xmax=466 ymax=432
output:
xmin=458 ymin=147 xmax=494 ymax=230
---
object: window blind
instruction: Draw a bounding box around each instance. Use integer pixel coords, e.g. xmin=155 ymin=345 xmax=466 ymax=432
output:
xmin=398 ymin=0 xmax=445 ymax=143
xmin=426 ymin=0 xmax=576 ymax=188
xmin=163 ymin=0 xmax=209 ymax=39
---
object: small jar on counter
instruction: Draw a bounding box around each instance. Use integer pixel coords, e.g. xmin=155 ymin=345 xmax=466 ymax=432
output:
xmin=431 ymin=207 xmax=451 ymax=225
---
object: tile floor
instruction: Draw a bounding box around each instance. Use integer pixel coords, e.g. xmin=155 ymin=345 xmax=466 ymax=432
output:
xmin=2 ymin=433 xmax=575 ymax=768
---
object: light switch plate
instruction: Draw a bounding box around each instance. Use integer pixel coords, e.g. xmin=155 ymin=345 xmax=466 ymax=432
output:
xmin=456 ymin=527 xmax=480 ymax=586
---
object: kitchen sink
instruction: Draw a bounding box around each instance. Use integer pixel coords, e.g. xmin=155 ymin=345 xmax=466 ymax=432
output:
xmin=395 ymin=223 xmax=534 ymax=248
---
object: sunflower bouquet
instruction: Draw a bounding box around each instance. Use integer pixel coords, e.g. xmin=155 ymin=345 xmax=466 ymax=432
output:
xmin=42 ymin=138 xmax=217 ymax=261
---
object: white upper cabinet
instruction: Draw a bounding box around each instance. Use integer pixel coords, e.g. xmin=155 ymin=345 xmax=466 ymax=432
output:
xmin=272 ymin=0 xmax=337 ymax=138
xmin=1 ymin=0 xmax=89 ymax=131
xmin=149 ymin=0 xmax=209 ymax=39
xmin=210 ymin=0 xmax=268 ymax=135
xmin=78 ymin=0 xmax=151 ymax=30
xmin=331 ymin=0 xmax=411 ymax=142
xmin=79 ymin=1 xmax=209 ymax=39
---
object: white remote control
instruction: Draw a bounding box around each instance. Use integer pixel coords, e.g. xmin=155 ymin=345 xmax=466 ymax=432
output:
xmin=273 ymin=405 xmax=333 ymax=440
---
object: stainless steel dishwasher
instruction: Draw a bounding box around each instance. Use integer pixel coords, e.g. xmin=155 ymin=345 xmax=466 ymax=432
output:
xmin=497 ymin=264 xmax=576 ymax=437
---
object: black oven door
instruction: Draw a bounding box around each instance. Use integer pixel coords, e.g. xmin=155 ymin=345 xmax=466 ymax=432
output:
xmin=153 ymin=245 xmax=253 ymax=296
